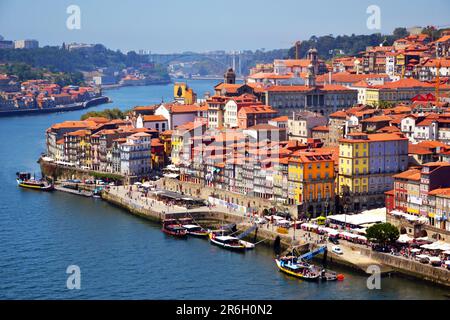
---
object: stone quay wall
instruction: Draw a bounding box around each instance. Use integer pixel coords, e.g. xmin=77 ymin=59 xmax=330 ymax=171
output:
xmin=356 ymin=246 xmax=450 ymax=287
xmin=160 ymin=177 xmax=296 ymax=216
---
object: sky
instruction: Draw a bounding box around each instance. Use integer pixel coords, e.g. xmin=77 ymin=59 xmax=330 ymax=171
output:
xmin=1 ymin=0 xmax=449 ymax=53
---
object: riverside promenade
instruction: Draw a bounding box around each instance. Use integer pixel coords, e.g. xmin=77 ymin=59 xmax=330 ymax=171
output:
xmin=101 ymin=185 xmax=389 ymax=274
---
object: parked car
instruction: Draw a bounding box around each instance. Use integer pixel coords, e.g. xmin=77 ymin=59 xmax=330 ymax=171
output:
xmin=276 ymin=211 xmax=291 ymax=220
xmin=332 ymin=246 xmax=343 ymax=255
xmin=328 ymin=237 xmax=340 ymax=245
xmin=255 ymin=217 xmax=267 ymax=225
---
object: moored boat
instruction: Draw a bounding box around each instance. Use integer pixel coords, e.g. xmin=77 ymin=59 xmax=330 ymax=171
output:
xmin=275 ymin=257 xmax=320 ymax=281
xmin=183 ymin=224 xmax=209 ymax=237
xmin=177 ymin=217 xmax=209 ymax=237
xmin=162 ymin=219 xmax=187 ymax=237
xmin=16 ymin=172 xmax=54 ymax=191
xmin=209 ymin=231 xmax=254 ymax=251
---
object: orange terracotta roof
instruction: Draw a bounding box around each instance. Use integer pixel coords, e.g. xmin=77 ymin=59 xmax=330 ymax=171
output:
xmin=274 ymin=59 xmax=312 ymax=68
xmin=83 ymin=117 xmax=110 ymax=124
xmin=373 ymin=78 xmax=434 ymax=89
xmin=134 ymin=105 xmax=157 ymax=111
xmin=248 ymin=72 xmax=293 ymax=80
xmin=422 ymin=161 xmax=450 ymax=167
xmin=161 ymin=130 xmax=173 ymax=136
xmin=329 ymin=110 xmax=347 ymax=118
xmin=436 ymin=35 xmax=450 ymax=43
xmin=143 ymin=115 xmax=167 ymax=122
xmin=316 ymin=72 xmax=389 ymax=84
xmin=367 ymin=133 xmax=407 ymax=142
xmin=312 ymin=125 xmax=330 ymax=132
xmin=67 ymin=129 xmax=90 ymax=137
xmin=377 ymin=126 xmax=400 ymax=133
xmin=393 ymin=169 xmax=421 ymax=180
xmin=239 ymin=105 xmax=277 ymax=114
xmin=151 ymin=138 xmax=164 ymax=147
xmin=51 ymin=120 xmax=97 ymax=130
xmin=269 ymin=115 xmax=288 ymax=122
xmin=361 ymin=115 xmax=392 ymax=123
xmin=214 ymin=83 xmax=244 ymax=93
xmin=165 ymin=104 xmax=208 ymax=113
xmin=428 ymin=188 xmax=450 ymax=197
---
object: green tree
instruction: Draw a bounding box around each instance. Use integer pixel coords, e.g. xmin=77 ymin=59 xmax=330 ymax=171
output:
xmin=80 ymin=108 xmax=129 ymax=120
xmin=366 ymin=223 xmax=399 ymax=246
xmin=378 ymin=100 xmax=395 ymax=109
xmin=393 ymin=27 xmax=408 ymax=39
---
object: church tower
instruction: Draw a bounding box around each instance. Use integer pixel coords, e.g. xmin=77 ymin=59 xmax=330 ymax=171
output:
xmin=305 ymin=64 xmax=316 ymax=87
xmin=307 ymin=48 xmax=319 ymax=74
xmin=224 ymin=67 xmax=236 ymax=84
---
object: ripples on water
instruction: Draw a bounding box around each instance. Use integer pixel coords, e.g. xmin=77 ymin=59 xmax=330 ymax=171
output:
xmin=0 ymin=82 xmax=448 ymax=299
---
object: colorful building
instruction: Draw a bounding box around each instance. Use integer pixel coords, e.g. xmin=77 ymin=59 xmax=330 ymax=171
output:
xmin=173 ymin=82 xmax=197 ymax=105
xmin=338 ymin=132 xmax=409 ymax=211
xmin=288 ymin=150 xmax=335 ymax=217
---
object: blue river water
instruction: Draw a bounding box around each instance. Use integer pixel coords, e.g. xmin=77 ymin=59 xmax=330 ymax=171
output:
xmin=0 ymin=80 xmax=448 ymax=299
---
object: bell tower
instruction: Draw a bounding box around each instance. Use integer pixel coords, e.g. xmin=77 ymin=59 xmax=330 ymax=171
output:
xmin=307 ymin=48 xmax=319 ymax=74
xmin=305 ymin=64 xmax=316 ymax=87
xmin=224 ymin=67 xmax=236 ymax=84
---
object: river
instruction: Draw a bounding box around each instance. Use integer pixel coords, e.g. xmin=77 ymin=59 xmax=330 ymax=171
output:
xmin=0 ymin=80 xmax=448 ymax=299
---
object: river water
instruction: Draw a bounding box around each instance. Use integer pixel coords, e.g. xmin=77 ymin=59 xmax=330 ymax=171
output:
xmin=0 ymin=80 xmax=448 ymax=299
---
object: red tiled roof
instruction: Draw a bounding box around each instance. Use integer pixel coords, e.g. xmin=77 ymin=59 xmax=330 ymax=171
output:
xmin=143 ymin=115 xmax=167 ymax=122
xmin=312 ymin=125 xmax=330 ymax=132
xmin=393 ymin=169 xmax=421 ymax=180
xmin=428 ymin=188 xmax=450 ymax=197
xmin=360 ymin=115 xmax=392 ymax=123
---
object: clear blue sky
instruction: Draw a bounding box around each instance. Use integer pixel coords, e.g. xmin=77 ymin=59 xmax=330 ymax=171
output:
xmin=1 ymin=0 xmax=449 ymax=53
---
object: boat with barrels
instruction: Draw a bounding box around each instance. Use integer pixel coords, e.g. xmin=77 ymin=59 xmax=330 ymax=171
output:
xmin=161 ymin=219 xmax=187 ymax=237
xmin=275 ymin=256 xmax=321 ymax=281
xmin=275 ymin=255 xmax=343 ymax=281
xmin=177 ymin=217 xmax=209 ymax=237
xmin=16 ymin=172 xmax=54 ymax=191
xmin=209 ymin=230 xmax=255 ymax=251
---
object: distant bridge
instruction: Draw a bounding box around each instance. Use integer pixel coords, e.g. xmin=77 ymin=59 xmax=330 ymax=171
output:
xmin=149 ymin=52 xmax=246 ymax=75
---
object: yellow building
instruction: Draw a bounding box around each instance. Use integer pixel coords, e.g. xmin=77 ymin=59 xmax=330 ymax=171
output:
xmin=338 ymin=132 xmax=409 ymax=212
xmin=65 ymin=129 xmax=92 ymax=168
xmin=174 ymin=82 xmax=197 ymax=105
xmin=364 ymin=88 xmax=380 ymax=106
xmin=338 ymin=133 xmax=369 ymax=196
xmin=160 ymin=130 xmax=172 ymax=165
xmin=288 ymin=150 xmax=335 ymax=217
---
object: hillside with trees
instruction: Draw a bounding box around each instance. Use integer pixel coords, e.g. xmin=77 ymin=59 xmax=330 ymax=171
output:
xmin=287 ymin=27 xmax=450 ymax=60
xmin=0 ymin=44 xmax=170 ymax=83
xmin=287 ymin=28 xmax=410 ymax=60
